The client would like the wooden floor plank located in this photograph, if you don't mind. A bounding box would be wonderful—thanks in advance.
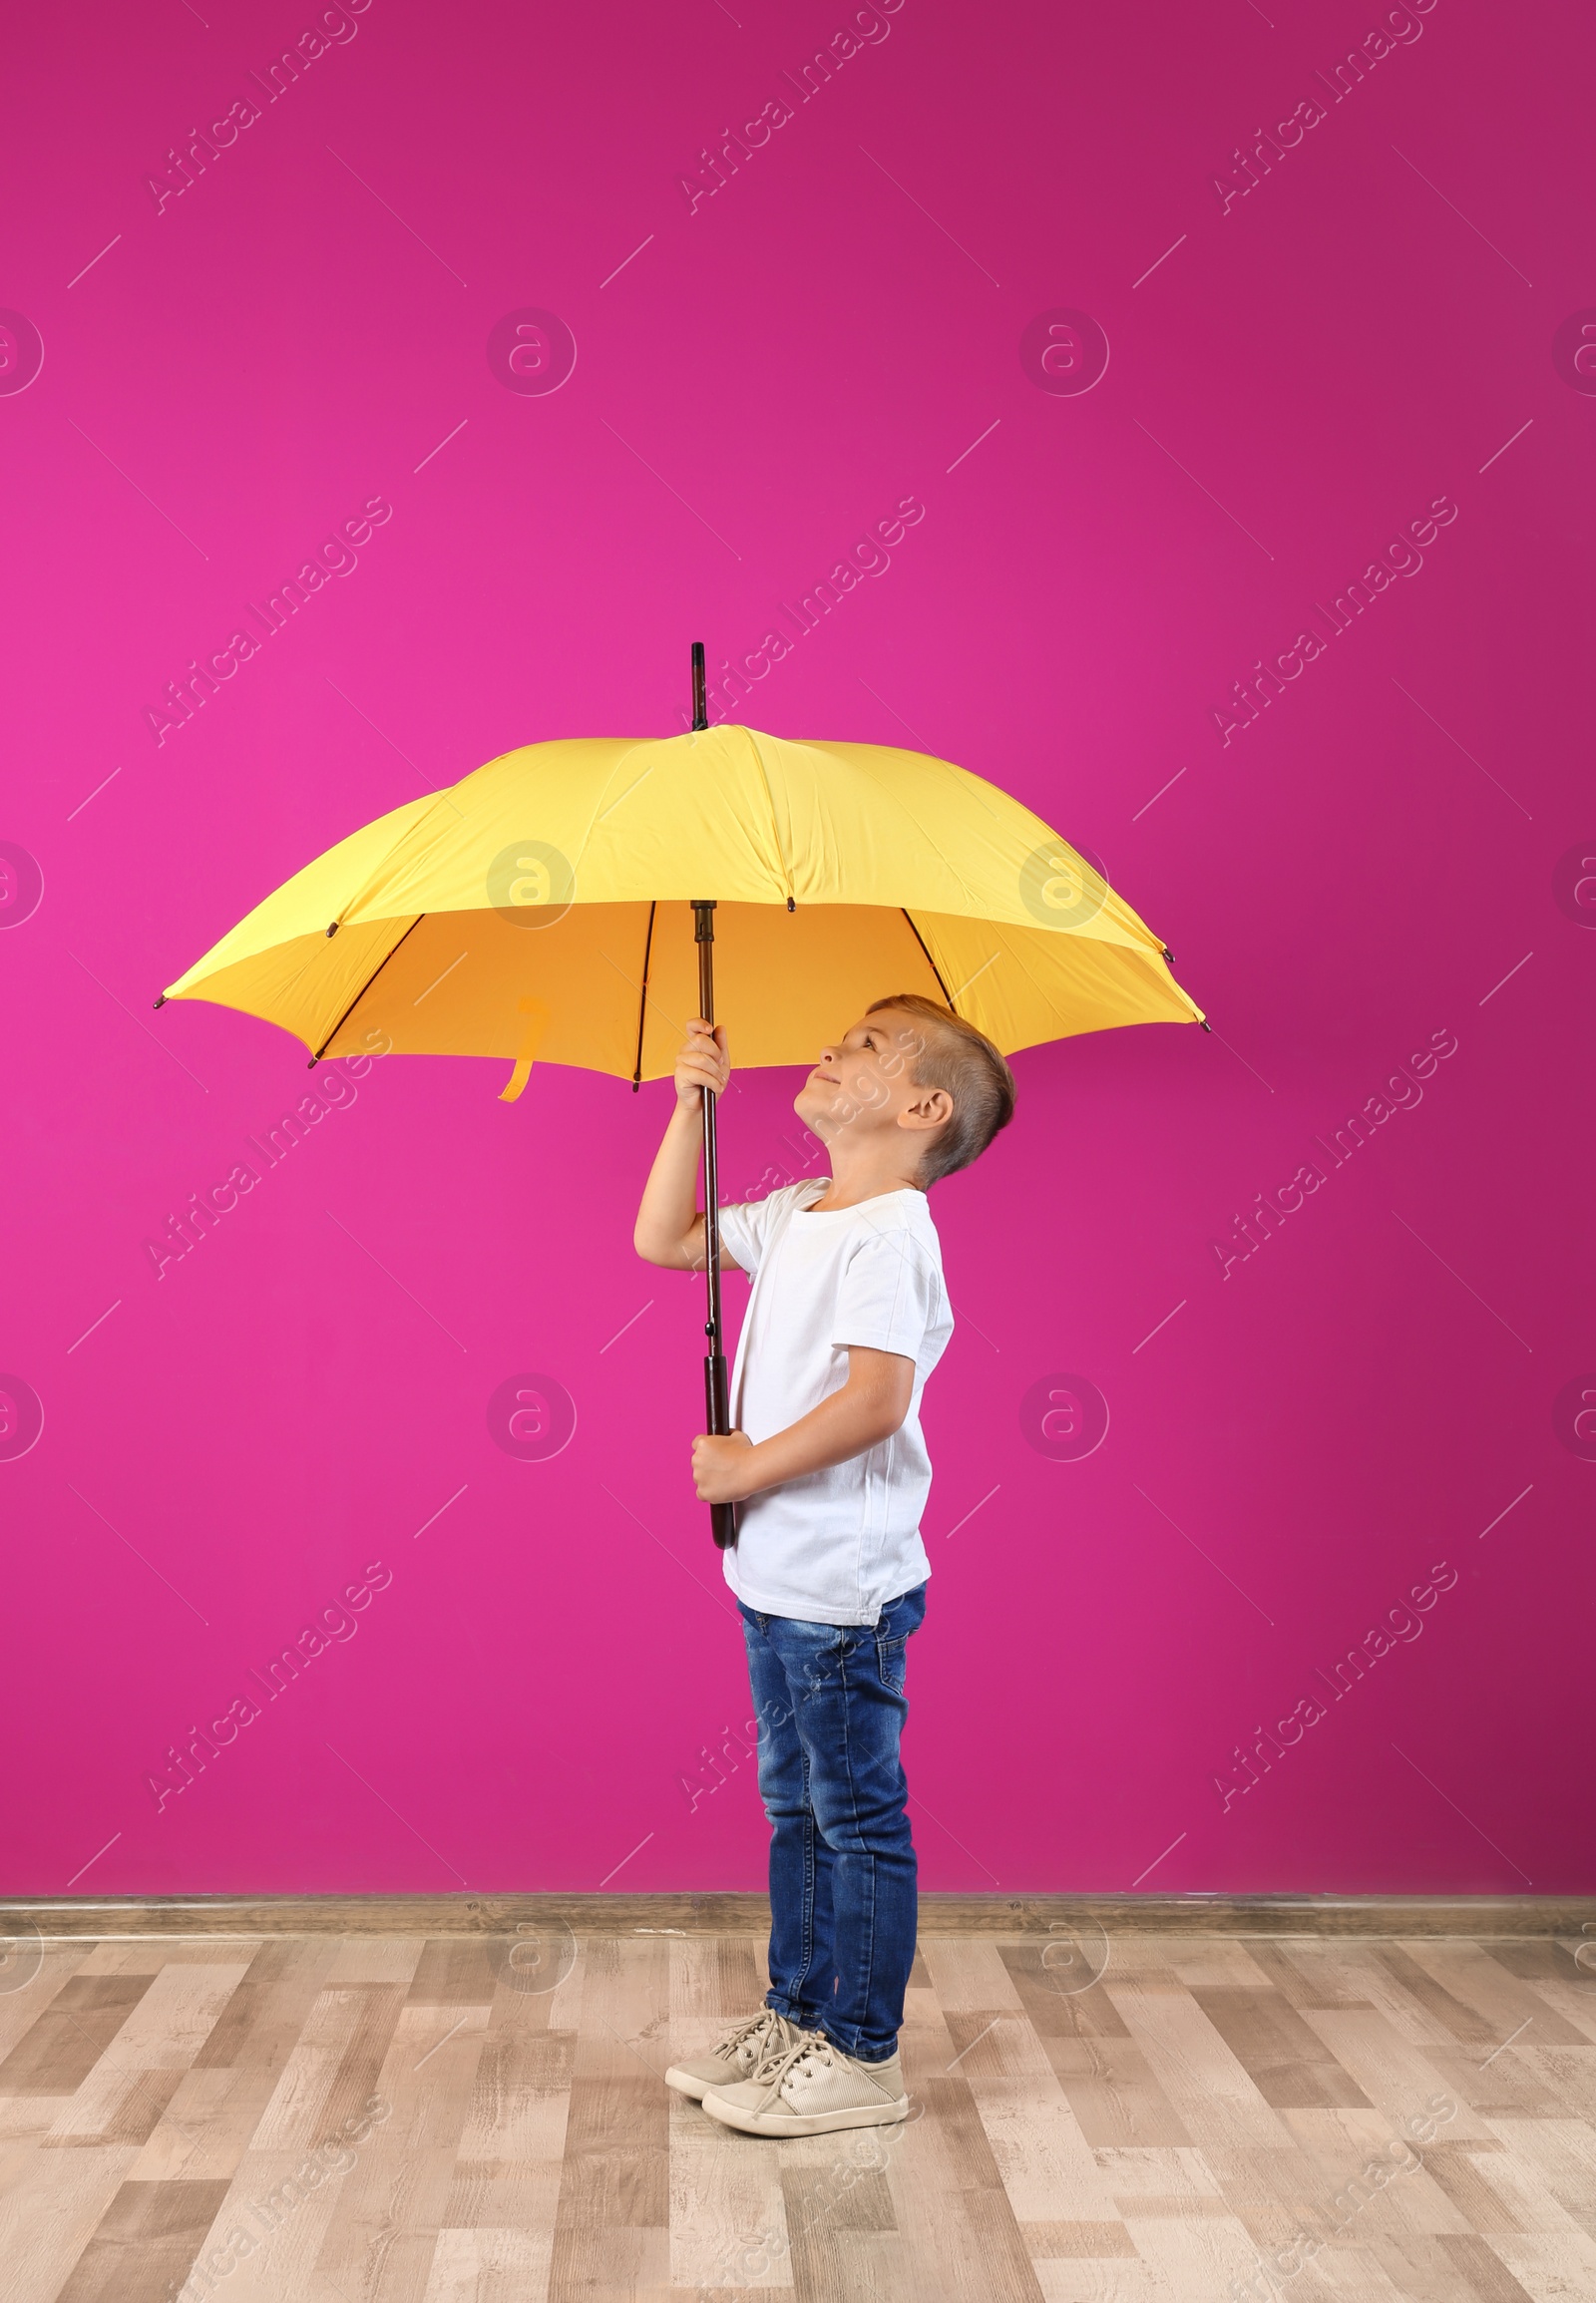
[995,1945,1125,2044]
[1399,1945,1593,2052]
[1164,1941,1278,1990]
[1292,1944,1474,2048]
[0,2139,141,2303]
[1106,1985,1293,2151]
[453,2029,574,2171]
[43,1961,254,2149]
[0,1949,95,2067]
[43,2065,186,2150]
[879,2073,1047,2302]
[1422,2044,1575,2123]
[312,2140,459,2302]
[0,1975,156,2098]
[1481,2111,1596,2239]
[407,1940,501,2007]
[1243,1942,1377,2014]
[1368,2230,1537,2301]
[1372,1949,1505,2050]
[1045,2033,1195,2149]
[1190,1985,1376,2112]
[669,2086,790,2288]
[1482,2226,1596,2295]
[191,1938,338,2075]
[669,1933,766,2023]
[325,1937,427,1987]
[1121,2197,1295,2300]
[968,2071,1125,2224]
[919,1939,1031,2018]
[1513,2045,1596,2123]
[127,2062,291,2183]
[53,2175,232,2303]
[197,2140,364,2303]
[549,1936,671,2303]
[249,1983,404,2152]
[420,2223,554,2301]
[1300,2009,1500,2141]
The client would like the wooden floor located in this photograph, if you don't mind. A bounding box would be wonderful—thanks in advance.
[3,1928,1595,2301]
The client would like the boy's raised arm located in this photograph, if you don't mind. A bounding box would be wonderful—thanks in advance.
[633,1019,744,1273]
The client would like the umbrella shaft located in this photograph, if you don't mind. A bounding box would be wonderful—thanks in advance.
[699,1079,725,1365]
[694,900,723,1361]
[694,899,737,1550]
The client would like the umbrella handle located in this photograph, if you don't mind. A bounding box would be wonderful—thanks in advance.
[703,1350,737,1552]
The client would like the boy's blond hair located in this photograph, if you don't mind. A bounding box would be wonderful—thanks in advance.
[866,993,1016,1185]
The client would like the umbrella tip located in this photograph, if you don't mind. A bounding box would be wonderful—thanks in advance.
[153,993,167,1009]
[1199,1017,1212,1033]
[326,922,339,938]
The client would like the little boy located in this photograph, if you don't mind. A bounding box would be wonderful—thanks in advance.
[633,992,1015,2137]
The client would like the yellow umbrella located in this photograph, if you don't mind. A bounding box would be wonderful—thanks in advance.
[158,645,1204,1544]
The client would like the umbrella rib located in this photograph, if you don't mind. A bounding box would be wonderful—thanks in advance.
[901,910,957,1011]
[840,739,990,913]
[741,727,794,903]
[334,792,462,929]
[630,900,657,1091]
[311,915,424,1061]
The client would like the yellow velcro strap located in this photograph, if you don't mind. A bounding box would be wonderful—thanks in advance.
[499,994,552,1101]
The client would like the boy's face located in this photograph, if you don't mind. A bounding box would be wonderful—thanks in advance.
[794,1008,948,1148]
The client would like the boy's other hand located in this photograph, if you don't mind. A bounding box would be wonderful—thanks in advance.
[674,1018,729,1109]
[692,1430,757,1504]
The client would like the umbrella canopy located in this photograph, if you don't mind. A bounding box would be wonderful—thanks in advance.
[160,724,1204,1089]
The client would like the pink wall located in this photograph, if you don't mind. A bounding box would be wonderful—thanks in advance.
[3,0,1591,1898]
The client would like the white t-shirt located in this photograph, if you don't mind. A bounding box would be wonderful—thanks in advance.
[714,1178,953,1627]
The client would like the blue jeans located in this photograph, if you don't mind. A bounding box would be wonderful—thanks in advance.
[738,1582,927,2065]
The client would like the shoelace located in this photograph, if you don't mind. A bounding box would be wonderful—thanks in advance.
[744,2029,839,2091]
[718,2007,790,2070]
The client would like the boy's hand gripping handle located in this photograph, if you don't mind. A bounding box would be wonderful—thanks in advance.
[703,1351,737,1552]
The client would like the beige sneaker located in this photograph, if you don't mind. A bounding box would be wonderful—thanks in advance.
[663,2008,807,2103]
[701,2030,910,2136]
